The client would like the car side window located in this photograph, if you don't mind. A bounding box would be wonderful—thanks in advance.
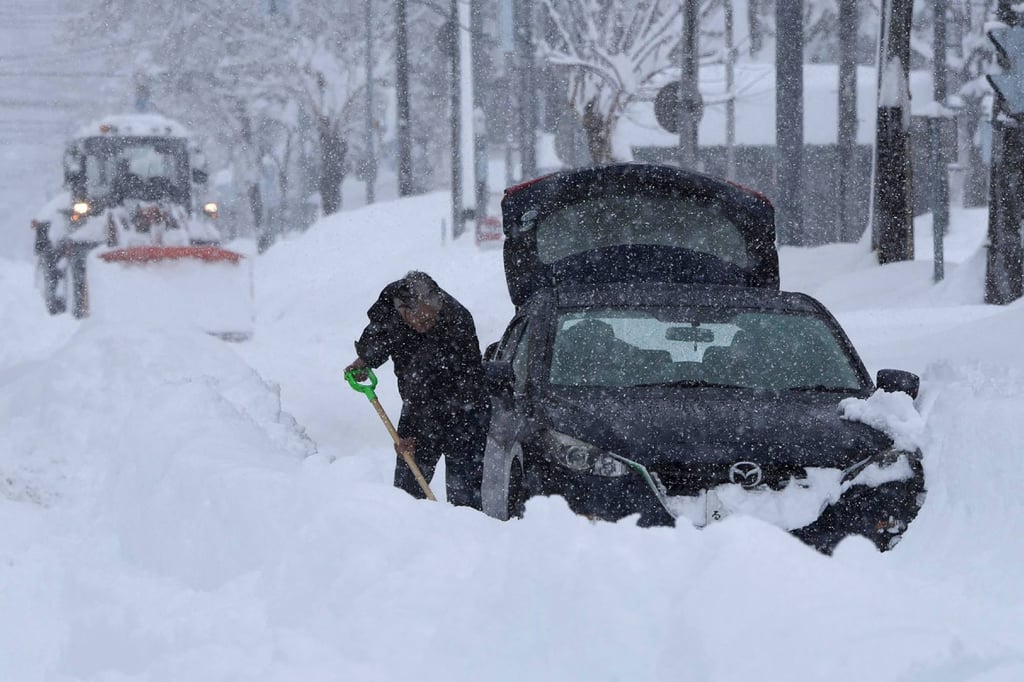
[511,324,531,394]
[496,319,531,393]
[495,319,526,361]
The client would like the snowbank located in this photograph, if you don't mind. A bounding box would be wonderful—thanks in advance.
[1,191,1024,681]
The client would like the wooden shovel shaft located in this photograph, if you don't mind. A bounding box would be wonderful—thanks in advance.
[369,396,437,501]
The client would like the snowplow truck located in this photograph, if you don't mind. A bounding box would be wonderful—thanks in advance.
[32,114,253,339]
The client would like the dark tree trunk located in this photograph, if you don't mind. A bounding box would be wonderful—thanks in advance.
[962,95,989,207]
[678,0,700,170]
[930,0,950,281]
[514,0,537,179]
[319,117,347,216]
[449,0,464,238]
[875,108,913,262]
[985,0,1024,303]
[986,123,1024,303]
[836,0,858,242]
[395,0,414,196]
[872,0,914,264]
[747,0,762,56]
[582,98,611,163]
[776,0,804,245]
[250,183,269,252]
[237,103,263,238]
[471,0,488,225]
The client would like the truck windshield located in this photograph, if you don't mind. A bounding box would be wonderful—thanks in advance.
[549,307,865,392]
[80,136,189,205]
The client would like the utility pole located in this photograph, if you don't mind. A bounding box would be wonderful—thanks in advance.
[458,0,475,238]
[678,0,700,170]
[872,0,915,264]
[395,0,414,196]
[836,0,857,242]
[364,0,377,205]
[471,0,488,233]
[776,0,804,245]
[724,0,736,180]
[514,0,537,179]
[929,0,950,282]
[449,0,464,239]
[498,1,516,185]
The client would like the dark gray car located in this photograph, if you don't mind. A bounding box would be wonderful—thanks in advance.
[484,163,924,552]
[481,282,924,553]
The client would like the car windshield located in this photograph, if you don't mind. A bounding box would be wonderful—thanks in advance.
[80,136,189,203]
[549,307,865,391]
[534,192,751,268]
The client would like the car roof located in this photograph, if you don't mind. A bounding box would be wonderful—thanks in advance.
[551,282,824,314]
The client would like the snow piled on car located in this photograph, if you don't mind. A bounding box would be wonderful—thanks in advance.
[840,388,926,452]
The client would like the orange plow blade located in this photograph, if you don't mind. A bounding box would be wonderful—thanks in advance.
[98,245,243,265]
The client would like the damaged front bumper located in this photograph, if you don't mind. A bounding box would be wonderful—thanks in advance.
[608,450,926,552]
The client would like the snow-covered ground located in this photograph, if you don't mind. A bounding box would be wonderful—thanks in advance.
[2,193,1024,682]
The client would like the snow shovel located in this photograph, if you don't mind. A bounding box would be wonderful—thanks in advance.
[344,367,437,501]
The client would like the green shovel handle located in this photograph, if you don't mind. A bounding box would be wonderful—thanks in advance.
[345,366,378,400]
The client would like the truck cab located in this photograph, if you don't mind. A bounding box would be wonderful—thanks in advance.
[35,114,223,317]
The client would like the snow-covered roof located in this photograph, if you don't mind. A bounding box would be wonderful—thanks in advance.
[75,113,191,139]
[620,63,941,149]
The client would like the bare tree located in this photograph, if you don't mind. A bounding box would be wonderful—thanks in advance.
[78,0,393,227]
[541,0,684,163]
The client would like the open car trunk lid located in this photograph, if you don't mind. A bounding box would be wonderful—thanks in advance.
[500,164,779,307]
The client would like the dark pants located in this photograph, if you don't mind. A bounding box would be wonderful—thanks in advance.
[396,401,490,509]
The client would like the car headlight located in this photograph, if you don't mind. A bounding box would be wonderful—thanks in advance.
[202,202,218,217]
[542,430,630,477]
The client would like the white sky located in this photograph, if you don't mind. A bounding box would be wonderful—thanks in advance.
[2,181,1024,681]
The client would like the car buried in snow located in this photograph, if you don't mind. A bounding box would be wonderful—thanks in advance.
[480,163,925,553]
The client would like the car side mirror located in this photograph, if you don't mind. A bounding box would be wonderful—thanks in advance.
[876,369,919,399]
[483,341,499,361]
[483,360,514,395]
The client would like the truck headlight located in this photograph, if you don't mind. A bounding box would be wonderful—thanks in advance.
[72,202,90,216]
[202,202,218,217]
[543,430,630,477]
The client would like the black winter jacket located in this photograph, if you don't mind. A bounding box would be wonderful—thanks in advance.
[355,280,488,416]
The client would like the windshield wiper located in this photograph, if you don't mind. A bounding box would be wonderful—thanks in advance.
[634,379,742,389]
[786,384,859,393]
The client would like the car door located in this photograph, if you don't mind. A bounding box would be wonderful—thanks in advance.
[480,312,534,519]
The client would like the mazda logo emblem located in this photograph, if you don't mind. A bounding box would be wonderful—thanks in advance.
[728,461,763,487]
